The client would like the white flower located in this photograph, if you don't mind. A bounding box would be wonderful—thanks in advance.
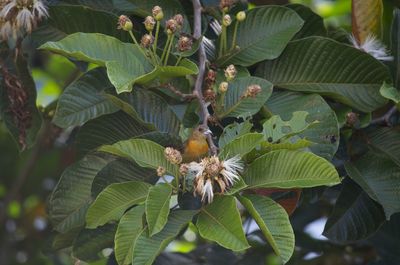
[349,34,393,61]
[33,0,49,18]
[16,7,34,33]
[190,155,243,203]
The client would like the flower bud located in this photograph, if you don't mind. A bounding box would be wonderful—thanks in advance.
[152,6,164,21]
[222,14,232,27]
[143,16,156,32]
[243,84,262,98]
[204,89,216,102]
[166,19,178,34]
[177,35,193,52]
[173,14,184,28]
[141,34,154,48]
[236,11,246,22]
[164,147,182,164]
[157,166,166,177]
[219,82,229,93]
[179,163,189,176]
[118,15,133,31]
[346,112,359,127]
[206,69,216,83]
[224,64,237,81]
[220,0,235,11]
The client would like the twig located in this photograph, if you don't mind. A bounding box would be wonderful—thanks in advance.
[192,0,218,155]
[149,83,196,100]
[371,106,398,126]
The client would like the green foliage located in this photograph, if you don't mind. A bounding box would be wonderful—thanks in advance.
[145,184,173,236]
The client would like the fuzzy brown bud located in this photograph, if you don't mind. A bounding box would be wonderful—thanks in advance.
[219,0,235,11]
[118,15,133,31]
[141,34,154,48]
[219,82,229,93]
[166,19,178,34]
[346,112,359,127]
[164,147,182,164]
[179,163,189,176]
[224,64,237,81]
[173,14,184,28]
[157,166,166,177]
[143,16,156,32]
[152,6,164,21]
[203,89,216,102]
[236,11,246,22]
[177,36,193,52]
[222,14,232,27]
[243,84,262,98]
[206,69,217,83]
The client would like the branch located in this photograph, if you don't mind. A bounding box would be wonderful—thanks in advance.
[163,83,196,100]
[192,0,218,155]
[371,106,398,126]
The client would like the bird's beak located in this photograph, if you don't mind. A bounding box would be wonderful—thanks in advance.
[204,129,213,135]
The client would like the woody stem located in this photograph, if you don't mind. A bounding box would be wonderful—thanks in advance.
[192,0,218,156]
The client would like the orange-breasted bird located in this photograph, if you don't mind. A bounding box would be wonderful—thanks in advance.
[182,125,212,162]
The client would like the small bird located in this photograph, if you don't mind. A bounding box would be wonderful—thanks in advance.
[182,125,212,162]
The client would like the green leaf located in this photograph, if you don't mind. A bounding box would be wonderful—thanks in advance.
[53,68,118,128]
[98,138,179,176]
[146,184,173,236]
[32,5,130,45]
[365,127,400,167]
[132,210,197,265]
[39,33,153,93]
[266,91,339,160]
[219,133,263,158]
[86,181,151,228]
[244,150,340,189]
[218,76,273,118]
[72,224,116,262]
[380,82,400,105]
[217,6,304,66]
[323,178,385,243]
[256,37,390,112]
[115,206,145,265]
[48,154,114,233]
[286,4,326,39]
[107,87,181,135]
[218,119,253,148]
[0,54,42,151]
[262,111,317,143]
[91,158,157,197]
[352,0,383,43]
[196,195,250,251]
[238,195,295,264]
[345,152,400,219]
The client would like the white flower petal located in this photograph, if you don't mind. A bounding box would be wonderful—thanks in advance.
[202,180,214,203]
[349,34,393,61]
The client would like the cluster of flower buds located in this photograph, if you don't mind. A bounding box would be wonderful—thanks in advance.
[203,69,217,102]
[177,35,193,52]
[242,84,262,98]
[143,16,156,32]
[164,147,183,165]
[0,0,48,41]
[224,64,237,81]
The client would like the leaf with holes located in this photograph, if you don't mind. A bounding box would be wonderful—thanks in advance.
[219,133,263,159]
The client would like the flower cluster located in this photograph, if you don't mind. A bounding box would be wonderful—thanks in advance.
[117,6,194,66]
[0,0,48,41]
[191,155,243,203]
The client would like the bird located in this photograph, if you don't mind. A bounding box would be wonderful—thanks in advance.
[182,125,212,162]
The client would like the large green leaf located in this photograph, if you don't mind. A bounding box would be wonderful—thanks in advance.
[323,178,385,243]
[365,127,400,167]
[238,195,295,264]
[48,154,114,232]
[91,158,158,197]
[107,87,181,135]
[32,5,130,45]
[262,111,317,143]
[345,151,400,219]
[217,6,304,66]
[256,37,391,112]
[53,68,118,128]
[39,33,153,93]
[196,195,250,251]
[132,210,196,265]
[266,91,339,160]
[72,224,116,262]
[99,138,179,176]
[244,150,340,189]
[146,184,173,236]
[218,119,253,148]
[0,54,42,151]
[86,181,151,228]
[219,133,263,158]
[380,83,400,107]
[286,4,326,39]
[218,76,273,118]
[115,206,145,265]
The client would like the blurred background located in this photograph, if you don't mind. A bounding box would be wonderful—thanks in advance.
[0,0,399,265]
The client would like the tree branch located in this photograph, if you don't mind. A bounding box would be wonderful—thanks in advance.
[371,106,398,126]
[192,0,218,155]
